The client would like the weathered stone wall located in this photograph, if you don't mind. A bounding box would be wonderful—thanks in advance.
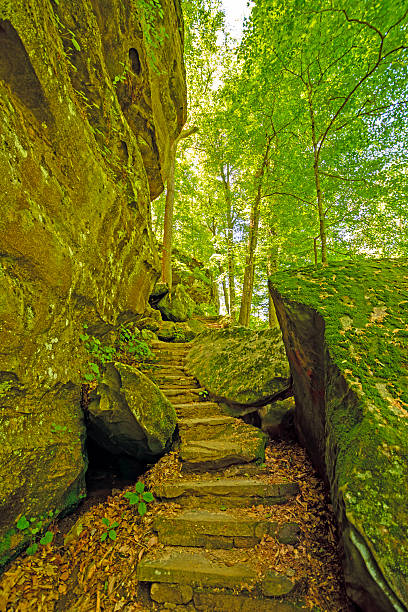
[0,0,186,566]
[270,260,408,611]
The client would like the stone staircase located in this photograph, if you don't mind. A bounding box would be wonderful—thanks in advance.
[138,340,305,611]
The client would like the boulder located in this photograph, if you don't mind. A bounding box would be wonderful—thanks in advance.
[259,397,295,439]
[270,259,408,611]
[157,284,195,322]
[0,383,87,567]
[88,362,177,461]
[186,327,290,412]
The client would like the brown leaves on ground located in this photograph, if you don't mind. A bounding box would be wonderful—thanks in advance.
[0,440,350,611]
[257,440,350,611]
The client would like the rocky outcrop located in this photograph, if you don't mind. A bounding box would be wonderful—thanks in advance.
[270,259,408,611]
[157,283,195,322]
[0,0,186,566]
[88,363,177,461]
[186,327,291,413]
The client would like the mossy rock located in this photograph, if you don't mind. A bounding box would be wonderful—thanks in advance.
[88,362,177,461]
[157,284,195,322]
[0,384,87,569]
[186,327,290,410]
[270,258,408,611]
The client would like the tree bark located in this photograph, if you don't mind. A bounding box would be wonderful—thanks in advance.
[161,126,198,288]
[308,90,327,265]
[161,144,176,287]
[219,265,230,314]
[266,256,279,328]
[221,164,236,318]
[238,140,271,327]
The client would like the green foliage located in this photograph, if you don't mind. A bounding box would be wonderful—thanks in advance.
[124,482,154,517]
[100,518,119,542]
[0,380,13,396]
[80,325,116,382]
[118,325,155,363]
[15,514,55,556]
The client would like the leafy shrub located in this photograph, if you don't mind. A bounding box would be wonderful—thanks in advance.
[119,325,155,363]
[124,482,154,517]
[16,513,55,556]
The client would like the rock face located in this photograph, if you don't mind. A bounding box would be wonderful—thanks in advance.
[270,259,408,611]
[186,327,290,411]
[157,284,195,322]
[0,0,186,566]
[88,363,177,461]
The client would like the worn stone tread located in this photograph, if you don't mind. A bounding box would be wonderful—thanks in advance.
[153,509,300,551]
[154,478,299,508]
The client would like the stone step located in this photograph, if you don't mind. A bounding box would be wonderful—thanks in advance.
[162,388,204,402]
[149,582,305,611]
[137,548,298,595]
[152,357,187,366]
[180,435,266,472]
[178,415,237,438]
[179,416,262,442]
[151,342,192,349]
[175,402,222,418]
[153,478,299,508]
[153,509,300,549]
[153,375,197,387]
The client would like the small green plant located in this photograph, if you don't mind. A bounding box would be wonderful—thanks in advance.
[173,329,186,342]
[100,518,119,542]
[198,389,209,399]
[80,325,116,382]
[119,325,155,363]
[0,380,13,396]
[124,482,154,517]
[50,423,71,434]
[16,514,54,556]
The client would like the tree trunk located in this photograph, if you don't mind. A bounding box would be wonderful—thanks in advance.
[161,144,176,288]
[238,140,271,327]
[266,256,279,328]
[161,126,199,288]
[219,265,230,314]
[221,164,236,318]
[308,91,327,264]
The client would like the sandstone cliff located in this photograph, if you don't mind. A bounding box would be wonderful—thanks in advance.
[0,0,186,566]
[270,260,408,611]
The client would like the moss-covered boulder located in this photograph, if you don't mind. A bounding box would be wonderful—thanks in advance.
[0,383,87,568]
[157,284,195,322]
[186,327,290,412]
[259,397,295,439]
[88,362,177,461]
[0,0,186,567]
[270,259,408,611]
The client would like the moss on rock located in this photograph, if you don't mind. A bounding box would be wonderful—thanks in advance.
[186,327,290,409]
[270,258,408,611]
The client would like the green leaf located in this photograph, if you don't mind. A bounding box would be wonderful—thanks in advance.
[71,36,81,51]
[84,373,94,381]
[128,493,139,505]
[16,516,29,530]
[40,531,54,546]
[142,491,154,503]
[108,529,117,541]
[111,521,119,529]
[100,532,107,542]
[138,502,147,517]
[31,527,40,535]
[102,517,110,527]
[135,481,145,494]
[26,543,38,555]
[90,362,100,375]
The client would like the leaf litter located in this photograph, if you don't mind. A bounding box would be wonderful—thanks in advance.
[0,440,350,611]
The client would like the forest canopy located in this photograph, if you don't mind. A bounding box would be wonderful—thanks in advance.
[152,0,408,326]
